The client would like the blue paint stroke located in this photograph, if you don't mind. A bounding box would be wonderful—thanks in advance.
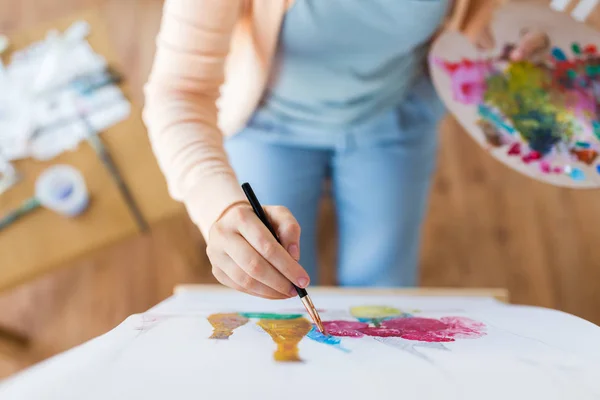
[478,104,516,135]
[551,47,567,62]
[306,327,350,353]
[596,165,600,175]
[569,167,586,181]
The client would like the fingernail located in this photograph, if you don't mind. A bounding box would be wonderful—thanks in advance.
[297,277,309,288]
[289,286,298,297]
[288,244,299,260]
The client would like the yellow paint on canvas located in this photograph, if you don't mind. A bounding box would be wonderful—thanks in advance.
[258,317,312,362]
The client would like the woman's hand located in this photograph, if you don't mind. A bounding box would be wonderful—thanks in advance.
[207,203,309,299]
[473,26,550,61]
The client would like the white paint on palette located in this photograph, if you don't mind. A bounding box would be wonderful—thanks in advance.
[550,0,571,12]
[571,0,599,21]
[0,20,130,162]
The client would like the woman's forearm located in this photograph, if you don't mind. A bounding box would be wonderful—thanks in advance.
[143,0,247,239]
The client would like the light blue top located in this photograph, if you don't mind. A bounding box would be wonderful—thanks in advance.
[257,0,449,127]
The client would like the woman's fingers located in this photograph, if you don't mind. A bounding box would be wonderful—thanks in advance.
[207,202,308,300]
[267,206,301,261]
[511,30,550,61]
[237,211,310,288]
[213,268,286,300]
[225,233,297,297]
[211,251,290,299]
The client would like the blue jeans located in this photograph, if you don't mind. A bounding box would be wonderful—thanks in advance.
[224,76,446,287]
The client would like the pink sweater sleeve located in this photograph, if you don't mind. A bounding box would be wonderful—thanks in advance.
[143,0,248,240]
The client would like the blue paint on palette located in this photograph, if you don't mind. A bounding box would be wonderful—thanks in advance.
[569,167,586,181]
[551,47,567,61]
[478,104,516,135]
[593,121,600,141]
[575,141,591,149]
[306,327,350,353]
[596,165,600,175]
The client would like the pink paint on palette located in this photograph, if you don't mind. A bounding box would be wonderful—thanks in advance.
[570,90,596,118]
[540,161,564,174]
[522,151,542,164]
[433,57,495,105]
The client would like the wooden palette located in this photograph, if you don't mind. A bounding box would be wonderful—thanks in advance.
[429,2,600,188]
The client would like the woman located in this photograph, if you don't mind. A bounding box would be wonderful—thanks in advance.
[144,1,548,299]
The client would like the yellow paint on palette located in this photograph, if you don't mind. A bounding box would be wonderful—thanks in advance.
[207,313,249,339]
[257,317,312,362]
[350,306,401,319]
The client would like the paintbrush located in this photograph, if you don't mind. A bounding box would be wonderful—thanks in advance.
[78,112,149,233]
[241,182,325,333]
[0,197,41,231]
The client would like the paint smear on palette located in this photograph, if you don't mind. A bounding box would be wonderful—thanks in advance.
[360,317,486,343]
[484,61,578,155]
[306,326,350,353]
[207,313,249,340]
[478,119,505,147]
[240,312,303,320]
[257,317,312,362]
[434,57,495,104]
[571,148,598,164]
[437,42,600,182]
[321,321,369,337]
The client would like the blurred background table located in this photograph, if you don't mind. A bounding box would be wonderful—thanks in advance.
[0,10,182,295]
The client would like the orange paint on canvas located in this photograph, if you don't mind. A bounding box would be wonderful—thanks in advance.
[207,313,249,339]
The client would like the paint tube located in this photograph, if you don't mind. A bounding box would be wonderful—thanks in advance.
[35,164,89,217]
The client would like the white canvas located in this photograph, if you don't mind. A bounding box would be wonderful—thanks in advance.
[1,290,599,400]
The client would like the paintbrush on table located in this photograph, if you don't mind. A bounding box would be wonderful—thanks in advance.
[0,197,41,231]
[79,112,149,233]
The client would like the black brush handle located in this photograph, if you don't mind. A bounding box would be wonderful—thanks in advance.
[241,182,307,298]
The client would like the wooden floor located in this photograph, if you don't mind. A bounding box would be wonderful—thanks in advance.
[1,0,600,379]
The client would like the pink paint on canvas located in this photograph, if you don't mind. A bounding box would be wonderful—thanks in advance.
[359,316,486,343]
[358,327,405,338]
[322,321,368,337]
